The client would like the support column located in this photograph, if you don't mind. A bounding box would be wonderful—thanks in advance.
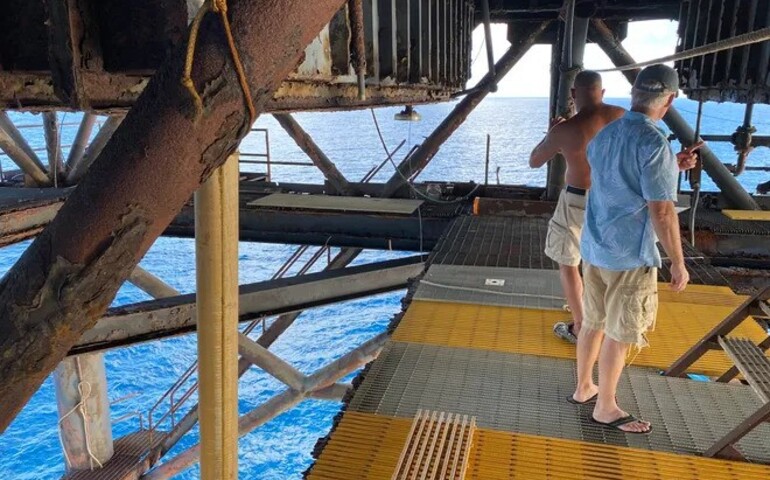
[589,19,759,211]
[381,21,551,198]
[0,0,348,433]
[545,8,588,200]
[273,113,354,195]
[195,153,239,479]
[53,353,113,471]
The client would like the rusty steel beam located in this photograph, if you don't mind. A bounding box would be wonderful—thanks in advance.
[0,74,456,113]
[44,0,92,108]
[380,21,551,198]
[273,113,355,195]
[348,0,367,100]
[0,0,348,432]
[72,255,421,355]
[589,19,759,211]
[0,199,63,248]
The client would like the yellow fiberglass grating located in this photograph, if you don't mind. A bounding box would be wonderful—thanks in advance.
[467,428,770,480]
[392,299,767,377]
[722,209,770,222]
[657,283,747,307]
[308,412,770,480]
[392,409,476,480]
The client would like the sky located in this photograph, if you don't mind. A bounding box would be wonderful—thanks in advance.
[468,20,681,97]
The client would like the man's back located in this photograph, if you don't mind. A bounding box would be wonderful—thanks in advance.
[581,111,679,270]
[549,103,625,189]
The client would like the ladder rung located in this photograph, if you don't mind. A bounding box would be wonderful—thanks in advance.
[718,336,770,403]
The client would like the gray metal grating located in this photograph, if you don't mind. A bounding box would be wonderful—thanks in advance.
[348,342,770,464]
[430,216,730,286]
[687,209,770,236]
[414,264,566,310]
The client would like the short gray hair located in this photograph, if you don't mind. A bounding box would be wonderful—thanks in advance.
[631,87,672,110]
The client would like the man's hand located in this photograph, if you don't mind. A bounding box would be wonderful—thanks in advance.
[676,141,704,171]
[669,262,690,292]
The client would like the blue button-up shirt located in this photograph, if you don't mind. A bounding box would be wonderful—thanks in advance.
[581,111,678,271]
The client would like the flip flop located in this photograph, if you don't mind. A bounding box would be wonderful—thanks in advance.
[591,415,652,435]
[566,392,598,405]
[553,322,577,344]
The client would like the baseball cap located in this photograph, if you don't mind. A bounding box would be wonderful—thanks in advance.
[633,64,679,94]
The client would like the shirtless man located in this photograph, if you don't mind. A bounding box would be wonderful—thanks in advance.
[529,71,625,343]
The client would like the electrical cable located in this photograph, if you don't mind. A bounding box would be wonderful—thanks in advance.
[370,108,481,205]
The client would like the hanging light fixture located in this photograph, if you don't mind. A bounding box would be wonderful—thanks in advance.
[394,105,421,121]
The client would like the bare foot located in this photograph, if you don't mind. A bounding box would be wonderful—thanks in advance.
[592,407,651,433]
[571,384,599,404]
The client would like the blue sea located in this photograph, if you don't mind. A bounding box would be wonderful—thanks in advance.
[0,97,768,479]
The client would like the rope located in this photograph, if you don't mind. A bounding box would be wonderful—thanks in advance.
[596,26,770,73]
[420,279,567,302]
[182,0,256,124]
[57,357,104,471]
[369,108,481,205]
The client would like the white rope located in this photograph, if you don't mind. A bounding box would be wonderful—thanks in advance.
[420,279,566,301]
[57,356,105,471]
[596,26,770,72]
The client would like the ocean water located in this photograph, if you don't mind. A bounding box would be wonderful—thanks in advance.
[0,97,768,479]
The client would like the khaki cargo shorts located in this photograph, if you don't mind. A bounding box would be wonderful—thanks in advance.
[544,189,587,267]
[582,263,659,348]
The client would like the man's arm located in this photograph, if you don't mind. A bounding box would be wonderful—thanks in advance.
[529,118,565,168]
[649,200,689,291]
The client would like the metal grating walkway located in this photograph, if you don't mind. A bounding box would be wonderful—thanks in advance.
[248,193,423,215]
[391,293,763,377]
[348,342,770,463]
[63,430,160,480]
[689,208,770,235]
[308,412,770,480]
[307,212,770,479]
[429,216,731,287]
[414,265,565,310]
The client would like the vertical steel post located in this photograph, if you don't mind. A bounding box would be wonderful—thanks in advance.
[349,0,367,100]
[43,112,65,182]
[195,153,239,479]
[480,0,496,92]
[545,4,588,201]
[54,354,114,471]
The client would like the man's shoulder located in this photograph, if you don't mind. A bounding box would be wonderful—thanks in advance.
[601,104,626,118]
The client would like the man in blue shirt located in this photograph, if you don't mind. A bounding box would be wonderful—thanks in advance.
[569,65,700,434]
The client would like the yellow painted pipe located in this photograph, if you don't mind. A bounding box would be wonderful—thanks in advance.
[195,153,239,479]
